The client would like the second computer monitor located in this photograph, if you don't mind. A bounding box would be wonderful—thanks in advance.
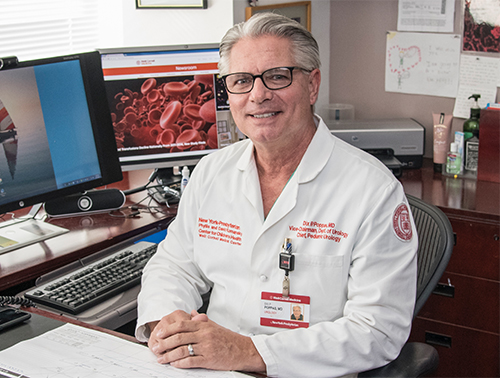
[0,51,122,216]
[100,44,238,175]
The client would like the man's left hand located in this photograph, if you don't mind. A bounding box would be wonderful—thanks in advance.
[152,310,266,373]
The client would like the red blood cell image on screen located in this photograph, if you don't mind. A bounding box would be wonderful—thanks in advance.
[108,75,218,153]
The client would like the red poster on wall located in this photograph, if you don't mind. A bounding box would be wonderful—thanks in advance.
[463,0,500,53]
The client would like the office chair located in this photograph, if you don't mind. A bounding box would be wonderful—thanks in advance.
[359,194,455,378]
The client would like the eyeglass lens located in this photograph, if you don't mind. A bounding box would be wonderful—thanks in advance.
[225,67,293,94]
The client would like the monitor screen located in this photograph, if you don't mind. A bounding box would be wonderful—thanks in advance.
[0,51,123,215]
[99,44,238,174]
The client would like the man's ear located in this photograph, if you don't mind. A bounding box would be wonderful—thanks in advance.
[308,68,321,105]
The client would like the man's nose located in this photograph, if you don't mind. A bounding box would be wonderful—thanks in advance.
[249,76,271,102]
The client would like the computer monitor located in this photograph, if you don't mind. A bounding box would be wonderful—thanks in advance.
[99,44,238,183]
[0,51,123,253]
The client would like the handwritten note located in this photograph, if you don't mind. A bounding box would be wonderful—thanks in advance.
[453,54,500,118]
[385,31,461,97]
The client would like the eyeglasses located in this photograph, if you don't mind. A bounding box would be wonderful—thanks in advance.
[222,66,309,94]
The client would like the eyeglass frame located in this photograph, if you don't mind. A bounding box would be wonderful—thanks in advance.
[221,66,311,94]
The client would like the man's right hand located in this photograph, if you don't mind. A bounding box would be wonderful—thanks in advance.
[147,310,192,355]
[146,309,266,374]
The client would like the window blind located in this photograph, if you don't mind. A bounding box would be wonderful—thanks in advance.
[0,0,99,61]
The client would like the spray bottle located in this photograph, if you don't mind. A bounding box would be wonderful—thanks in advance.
[181,166,190,195]
[463,94,480,141]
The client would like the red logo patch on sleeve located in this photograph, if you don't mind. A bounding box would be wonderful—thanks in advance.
[392,203,413,242]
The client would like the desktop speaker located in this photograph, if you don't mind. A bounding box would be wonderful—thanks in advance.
[44,189,126,217]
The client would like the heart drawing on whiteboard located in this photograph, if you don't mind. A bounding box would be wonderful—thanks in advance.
[387,45,422,88]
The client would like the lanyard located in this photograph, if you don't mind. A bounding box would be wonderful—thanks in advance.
[279,238,295,297]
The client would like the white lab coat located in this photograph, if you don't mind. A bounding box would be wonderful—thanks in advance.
[136,118,418,378]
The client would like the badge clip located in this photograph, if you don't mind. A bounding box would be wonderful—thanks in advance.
[279,238,294,297]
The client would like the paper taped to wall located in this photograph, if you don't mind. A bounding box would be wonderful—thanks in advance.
[385,31,461,98]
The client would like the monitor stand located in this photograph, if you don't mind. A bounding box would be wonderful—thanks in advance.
[0,204,69,255]
[155,167,183,187]
[148,167,185,206]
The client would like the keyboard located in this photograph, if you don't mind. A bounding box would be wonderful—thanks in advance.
[25,241,157,315]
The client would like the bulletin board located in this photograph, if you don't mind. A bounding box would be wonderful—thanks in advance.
[385,0,500,119]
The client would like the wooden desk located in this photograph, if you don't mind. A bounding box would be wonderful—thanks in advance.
[0,169,176,294]
[400,158,500,219]
[399,158,500,378]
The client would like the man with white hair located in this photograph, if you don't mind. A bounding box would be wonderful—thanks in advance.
[136,12,418,378]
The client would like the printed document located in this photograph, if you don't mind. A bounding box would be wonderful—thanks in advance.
[0,323,249,378]
[398,0,455,32]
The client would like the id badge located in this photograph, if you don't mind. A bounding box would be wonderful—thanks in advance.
[260,291,310,329]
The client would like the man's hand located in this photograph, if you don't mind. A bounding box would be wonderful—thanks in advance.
[147,310,266,374]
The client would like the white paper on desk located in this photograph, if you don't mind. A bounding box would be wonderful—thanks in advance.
[385,31,461,97]
[0,323,249,378]
[397,0,455,32]
[453,54,500,118]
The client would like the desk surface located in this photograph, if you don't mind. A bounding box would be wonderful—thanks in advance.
[399,158,500,221]
[0,169,176,293]
[0,307,137,351]
[2,160,498,293]
[4,160,491,377]
[0,308,262,377]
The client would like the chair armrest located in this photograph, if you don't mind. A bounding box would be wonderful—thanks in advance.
[358,342,439,378]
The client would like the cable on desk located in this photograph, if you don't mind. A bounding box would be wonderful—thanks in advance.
[0,212,15,222]
[0,203,47,229]
[107,193,175,219]
[0,296,35,308]
[122,169,159,196]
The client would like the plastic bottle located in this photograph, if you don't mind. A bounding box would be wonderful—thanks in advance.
[181,166,190,194]
[433,112,451,173]
[463,94,480,140]
[446,142,462,175]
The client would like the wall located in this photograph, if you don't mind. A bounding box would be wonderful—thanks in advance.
[98,0,234,49]
[96,0,500,159]
[97,1,125,48]
[329,0,499,158]
[97,1,330,112]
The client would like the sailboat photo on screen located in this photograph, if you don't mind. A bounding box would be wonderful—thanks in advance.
[0,98,18,180]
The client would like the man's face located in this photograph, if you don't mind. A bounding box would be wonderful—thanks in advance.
[226,36,320,151]
[293,306,301,317]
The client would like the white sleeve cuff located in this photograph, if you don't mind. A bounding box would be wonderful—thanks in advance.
[135,322,151,343]
[251,334,277,377]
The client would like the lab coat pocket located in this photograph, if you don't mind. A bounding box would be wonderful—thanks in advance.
[293,253,346,322]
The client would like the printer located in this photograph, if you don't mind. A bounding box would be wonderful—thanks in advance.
[326,118,425,177]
